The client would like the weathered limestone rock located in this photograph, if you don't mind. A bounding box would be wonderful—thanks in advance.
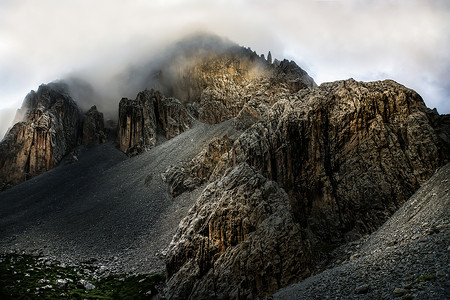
[118,90,157,156]
[82,105,106,146]
[153,91,193,140]
[153,40,316,125]
[162,135,233,196]
[165,163,313,299]
[231,79,450,242]
[0,83,81,186]
[165,79,450,299]
[118,90,193,156]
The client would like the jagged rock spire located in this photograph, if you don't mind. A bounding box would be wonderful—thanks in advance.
[267,51,272,64]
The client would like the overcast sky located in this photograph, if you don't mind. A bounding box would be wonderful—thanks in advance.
[0,0,449,138]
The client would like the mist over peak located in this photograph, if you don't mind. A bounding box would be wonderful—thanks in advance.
[58,32,289,123]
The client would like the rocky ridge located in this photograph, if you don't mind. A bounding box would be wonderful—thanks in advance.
[165,163,313,299]
[152,35,316,126]
[162,134,234,196]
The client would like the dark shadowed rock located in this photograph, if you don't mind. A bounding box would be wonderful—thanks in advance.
[82,105,106,146]
[0,83,81,187]
[118,90,157,156]
[153,91,193,140]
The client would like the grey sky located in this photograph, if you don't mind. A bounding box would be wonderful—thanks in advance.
[0,0,449,138]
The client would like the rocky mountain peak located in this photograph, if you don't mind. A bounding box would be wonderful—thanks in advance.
[0,83,82,188]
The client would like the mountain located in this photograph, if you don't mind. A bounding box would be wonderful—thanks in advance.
[163,78,449,299]
[0,34,448,299]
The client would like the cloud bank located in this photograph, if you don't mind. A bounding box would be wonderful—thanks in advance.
[0,0,449,139]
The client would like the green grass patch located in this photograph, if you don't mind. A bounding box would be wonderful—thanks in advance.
[0,253,164,299]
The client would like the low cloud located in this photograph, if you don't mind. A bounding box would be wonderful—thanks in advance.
[0,0,449,138]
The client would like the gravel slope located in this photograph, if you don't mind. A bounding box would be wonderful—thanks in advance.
[273,163,450,299]
[0,120,238,274]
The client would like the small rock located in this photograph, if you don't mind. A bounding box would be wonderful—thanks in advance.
[42,285,53,290]
[355,284,369,294]
[78,279,96,290]
[38,279,50,284]
[56,279,68,287]
[394,287,408,296]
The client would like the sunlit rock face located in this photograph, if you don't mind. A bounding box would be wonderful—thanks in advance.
[164,78,450,299]
[152,35,316,125]
[118,89,193,156]
[0,83,82,187]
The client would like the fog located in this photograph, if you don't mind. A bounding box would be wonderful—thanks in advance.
[1,0,449,139]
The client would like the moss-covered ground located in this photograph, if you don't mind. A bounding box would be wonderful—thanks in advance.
[0,253,164,299]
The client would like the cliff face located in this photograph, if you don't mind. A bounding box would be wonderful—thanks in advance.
[0,83,81,187]
[118,89,193,156]
[164,79,450,299]
[230,79,449,241]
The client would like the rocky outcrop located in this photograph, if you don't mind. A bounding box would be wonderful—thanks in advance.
[82,106,106,146]
[165,79,450,299]
[118,90,193,156]
[154,92,193,140]
[165,163,313,299]
[0,83,81,186]
[118,90,157,156]
[230,79,449,243]
[162,135,233,196]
